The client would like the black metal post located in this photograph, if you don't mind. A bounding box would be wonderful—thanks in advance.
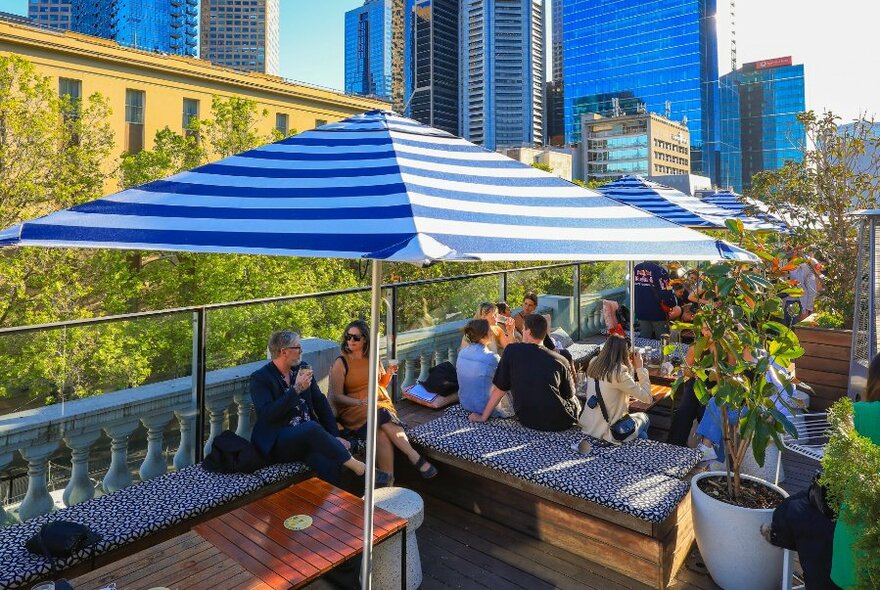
[574,264,582,341]
[192,308,207,462]
[501,272,508,303]
[390,285,399,399]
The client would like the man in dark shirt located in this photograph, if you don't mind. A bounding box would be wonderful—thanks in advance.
[468,314,581,432]
[634,261,677,339]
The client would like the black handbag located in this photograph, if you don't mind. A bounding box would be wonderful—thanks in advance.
[593,379,637,442]
[420,361,459,396]
[202,430,267,473]
[26,520,101,560]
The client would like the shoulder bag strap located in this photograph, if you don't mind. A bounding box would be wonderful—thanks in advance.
[593,379,612,424]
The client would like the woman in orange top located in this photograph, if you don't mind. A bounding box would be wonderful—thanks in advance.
[329,320,437,480]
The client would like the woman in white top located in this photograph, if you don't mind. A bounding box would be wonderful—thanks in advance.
[578,334,652,443]
[460,302,514,354]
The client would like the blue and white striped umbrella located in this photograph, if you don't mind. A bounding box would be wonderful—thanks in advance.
[0,111,754,263]
[704,190,784,231]
[597,175,768,230]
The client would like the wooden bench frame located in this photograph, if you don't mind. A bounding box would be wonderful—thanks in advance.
[397,447,694,590]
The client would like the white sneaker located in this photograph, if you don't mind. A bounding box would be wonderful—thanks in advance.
[696,442,717,462]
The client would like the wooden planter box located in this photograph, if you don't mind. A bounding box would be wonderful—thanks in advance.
[793,326,852,411]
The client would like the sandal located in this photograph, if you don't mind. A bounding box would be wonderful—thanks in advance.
[413,456,438,479]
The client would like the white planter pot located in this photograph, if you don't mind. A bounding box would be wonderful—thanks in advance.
[691,471,789,590]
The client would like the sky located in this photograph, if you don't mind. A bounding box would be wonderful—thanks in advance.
[5,0,876,122]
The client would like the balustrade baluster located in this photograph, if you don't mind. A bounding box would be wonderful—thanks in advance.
[18,441,60,521]
[173,410,197,470]
[203,399,230,456]
[139,413,173,481]
[433,348,443,367]
[447,347,456,365]
[62,430,101,507]
[402,357,417,389]
[0,452,12,524]
[418,352,431,382]
[234,391,254,439]
[102,420,139,494]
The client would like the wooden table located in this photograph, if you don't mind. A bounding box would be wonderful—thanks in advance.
[70,478,407,590]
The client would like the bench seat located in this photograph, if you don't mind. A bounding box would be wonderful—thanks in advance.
[0,461,308,590]
[406,407,699,523]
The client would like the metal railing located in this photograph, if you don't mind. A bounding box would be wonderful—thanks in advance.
[0,261,627,523]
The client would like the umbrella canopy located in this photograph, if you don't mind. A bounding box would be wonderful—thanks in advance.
[0,112,755,263]
[703,190,785,231]
[597,175,769,231]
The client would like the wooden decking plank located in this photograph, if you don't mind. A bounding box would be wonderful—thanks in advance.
[423,494,639,590]
[418,527,526,590]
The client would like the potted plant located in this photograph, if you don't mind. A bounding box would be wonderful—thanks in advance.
[670,220,805,590]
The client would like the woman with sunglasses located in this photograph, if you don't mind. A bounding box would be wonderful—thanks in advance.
[330,320,437,480]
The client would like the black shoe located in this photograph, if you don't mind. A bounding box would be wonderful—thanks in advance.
[375,469,393,488]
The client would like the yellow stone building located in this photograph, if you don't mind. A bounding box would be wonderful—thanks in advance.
[0,19,388,160]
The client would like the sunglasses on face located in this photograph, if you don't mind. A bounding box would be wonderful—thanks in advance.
[344,333,363,342]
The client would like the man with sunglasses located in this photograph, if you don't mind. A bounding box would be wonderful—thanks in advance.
[250,330,391,489]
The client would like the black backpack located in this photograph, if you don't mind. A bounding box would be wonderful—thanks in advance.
[26,520,101,560]
[202,430,266,474]
[420,361,459,396]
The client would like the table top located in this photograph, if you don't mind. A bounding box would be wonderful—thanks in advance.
[70,477,407,590]
[628,383,672,413]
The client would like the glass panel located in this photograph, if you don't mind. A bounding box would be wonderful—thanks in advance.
[578,261,628,338]
[125,89,145,124]
[275,113,288,135]
[182,98,199,130]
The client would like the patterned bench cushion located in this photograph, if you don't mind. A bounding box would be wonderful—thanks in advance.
[0,461,308,590]
[407,407,701,523]
[633,337,690,364]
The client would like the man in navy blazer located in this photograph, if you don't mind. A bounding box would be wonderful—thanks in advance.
[250,330,388,486]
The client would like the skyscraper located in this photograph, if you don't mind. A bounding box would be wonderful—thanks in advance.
[200,0,280,75]
[562,0,732,182]
[345,0,394,101]
[27,1,73,30]
[719,57,806,192]
[459,0,544,150]
[409,0,459,134]
[67,0,198,57]
[544,0,564,146]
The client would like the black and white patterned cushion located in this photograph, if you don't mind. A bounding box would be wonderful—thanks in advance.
[566,342,601,365]
[407,409,700,523]
[633,337,690,364]
[255,461,310,485]
[0,464,283,589]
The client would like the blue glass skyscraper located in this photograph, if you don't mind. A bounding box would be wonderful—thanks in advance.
[345,0,394,101]
[408,0,459,134]
[562,0,723,181]
[719,57,806,192]
[69,0,197,57]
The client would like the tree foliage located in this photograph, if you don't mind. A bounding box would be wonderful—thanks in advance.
[749,111,880,327]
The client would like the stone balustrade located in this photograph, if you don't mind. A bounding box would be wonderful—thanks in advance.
[0,287,626,524]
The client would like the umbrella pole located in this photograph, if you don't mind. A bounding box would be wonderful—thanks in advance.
[360,259,382,590]
[629,260,636,338]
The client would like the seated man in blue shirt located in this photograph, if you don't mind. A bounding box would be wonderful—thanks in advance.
[468,314,581,432]
[250,330,390,487]
[634,261,677,339]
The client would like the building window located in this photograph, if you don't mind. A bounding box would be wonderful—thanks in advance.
[182,98,199,131]
[125,89,145,153]
[315,119,327,128]
[58,77,81,102]
[275,113,289,135]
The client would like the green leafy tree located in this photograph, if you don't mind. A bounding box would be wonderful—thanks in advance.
[821,398,880,589]
[749,111,880,327]
[674,220,804,501]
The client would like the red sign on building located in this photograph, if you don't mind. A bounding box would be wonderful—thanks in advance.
[753,56,793,70]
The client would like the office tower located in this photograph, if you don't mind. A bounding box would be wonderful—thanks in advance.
[544,0,563,145]
[563,0,733,183]
[459,0,544,150]
[200,0,280,75]
[409,0,459,134]
[68,0,197,57]
[391,0,407,112]
[345,0,394,100]
[578,112,690,183]
[719,57,806,192]
[27,1,72,30]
